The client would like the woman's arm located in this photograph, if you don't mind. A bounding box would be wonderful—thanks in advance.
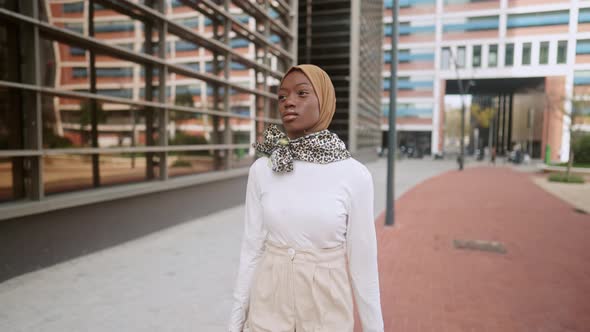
[228,163,267,332]
[346,166,384,332]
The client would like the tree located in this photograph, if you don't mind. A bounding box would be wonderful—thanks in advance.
[174,92,195,108]
[546,92,588,180]
[79,100,105,146]
[470,103,495,129]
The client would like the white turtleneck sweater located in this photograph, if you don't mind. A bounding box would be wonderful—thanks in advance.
[228,156,384,332]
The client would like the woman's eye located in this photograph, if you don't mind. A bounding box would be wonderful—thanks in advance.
[278,95,286,101]
[298,91,309,96]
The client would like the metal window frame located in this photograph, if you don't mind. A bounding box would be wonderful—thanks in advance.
[0,0,298,220]
[0,8,277,99]
[180,0,293,62]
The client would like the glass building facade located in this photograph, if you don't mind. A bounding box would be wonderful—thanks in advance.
[0,0,297,219]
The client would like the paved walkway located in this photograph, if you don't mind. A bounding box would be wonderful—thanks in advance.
[3,160,587,332]
[531,176,590,214]
[0,158,456,332]
[370,166,590,332]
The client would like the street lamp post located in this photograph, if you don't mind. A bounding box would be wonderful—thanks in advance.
[451,51,474,171]
[457,78,466,170]
[385,0,399,226]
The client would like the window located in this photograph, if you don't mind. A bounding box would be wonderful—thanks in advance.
[457,46,466,68]
[539,42,549,64]
[94,21,134,33]
[269,7,280,19]
[174,17,199,28]
[505,43,514,66]
[574,70,590,86]
[488,44,498,67]
[522,42,532,65]
[140,67,160,77]
[96,67,133,78]
[63,2,84,13]
[270,35,281,44]
[443,16,499,33]
[398,22,436,36]
[176,85,201,95]
[580,8,590,23]
[230,38,249,49]
[182,62,200,71]
[557,40,567,64]
[236,15,250,24]
[70,46,86,56]
[98,89,133,99]
[383,78,392,91]
[395,102,434,118]
[397,49,435,63]
[384,51,392,64]
[175,40,198,51]
[441,47,451,69]
[507,11,569,28]
[72,67,88,78]
[64,23,83,34]
[397,76,434,90]
[444,0,491,3]
[389,0,436,9]
[116,43,134,51]
[472,45,481,67]
[139,87,171,98]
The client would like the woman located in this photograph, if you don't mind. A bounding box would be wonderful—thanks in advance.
[228,64,384,332]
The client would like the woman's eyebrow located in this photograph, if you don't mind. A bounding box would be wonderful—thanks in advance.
[279,83,311,91]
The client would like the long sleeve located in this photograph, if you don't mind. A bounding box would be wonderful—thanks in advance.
[346,167,384,332]
[228,163,268,332]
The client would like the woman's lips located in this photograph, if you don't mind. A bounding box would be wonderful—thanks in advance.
[282,112,298,122]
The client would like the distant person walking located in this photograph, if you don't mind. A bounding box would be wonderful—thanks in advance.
[228,65,384,332]
[491,146,496,165]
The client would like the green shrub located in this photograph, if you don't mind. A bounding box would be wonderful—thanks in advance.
[171,159,192,168]
[43,127,74,148]
[170,132,207,145]
[169,133,209,155]
[573,133,590,164]
[553,162,590,168]
[548,173,585,184]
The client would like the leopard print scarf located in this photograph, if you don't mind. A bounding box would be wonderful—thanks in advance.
[253,125,351,173]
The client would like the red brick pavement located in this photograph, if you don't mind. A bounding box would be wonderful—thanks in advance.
[358,167,590,332]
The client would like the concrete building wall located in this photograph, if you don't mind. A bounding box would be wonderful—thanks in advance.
[543,76,566,161]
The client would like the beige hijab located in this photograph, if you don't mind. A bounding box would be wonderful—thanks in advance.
[281,64,336,134]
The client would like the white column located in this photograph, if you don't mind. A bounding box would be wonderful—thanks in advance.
[561,1,579,162]
[432,0,444,154]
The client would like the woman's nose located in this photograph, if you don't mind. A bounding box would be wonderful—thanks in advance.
[284,95,296,107]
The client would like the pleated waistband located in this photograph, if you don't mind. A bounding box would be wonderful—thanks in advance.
[264,241,347,266]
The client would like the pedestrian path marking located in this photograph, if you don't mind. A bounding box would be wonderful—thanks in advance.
[453,239,507,254]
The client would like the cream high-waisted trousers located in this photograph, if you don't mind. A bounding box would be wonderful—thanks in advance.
[244,241,354,332]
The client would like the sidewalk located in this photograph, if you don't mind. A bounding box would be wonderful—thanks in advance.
[370,166,590,332]
[3,161,587,331]
[531,176,590,214]
[0,158,456,332]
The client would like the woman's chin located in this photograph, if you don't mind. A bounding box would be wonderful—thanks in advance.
[282,125,305,138]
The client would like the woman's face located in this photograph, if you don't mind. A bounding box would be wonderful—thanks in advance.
[278,70,320,139]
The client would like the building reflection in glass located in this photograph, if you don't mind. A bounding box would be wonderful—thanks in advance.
[0,0,294,211]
